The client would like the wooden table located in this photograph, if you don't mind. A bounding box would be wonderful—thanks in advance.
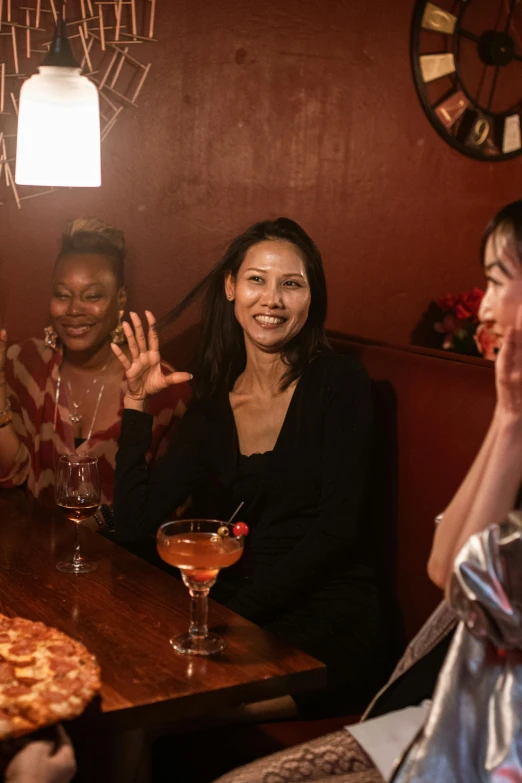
[0,491,325,733]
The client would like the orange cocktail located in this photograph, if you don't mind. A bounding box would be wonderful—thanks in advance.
[158,531,242,583]
[157,520,245,655]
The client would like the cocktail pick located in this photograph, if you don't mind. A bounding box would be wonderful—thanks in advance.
[217,501,249,538]
[227,501,245,526]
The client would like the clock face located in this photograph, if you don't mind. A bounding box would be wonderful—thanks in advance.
[411,0,522,161]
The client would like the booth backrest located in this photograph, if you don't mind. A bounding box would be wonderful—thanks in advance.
[327,332,496,641]
[165,327,496,642]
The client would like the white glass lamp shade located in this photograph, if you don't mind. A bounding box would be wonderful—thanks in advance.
[15,66,101,187]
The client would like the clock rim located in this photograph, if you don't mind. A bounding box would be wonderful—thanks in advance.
[410,0,522,162]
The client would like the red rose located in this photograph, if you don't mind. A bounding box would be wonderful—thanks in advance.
[454,303,472,320]
[437,293,459,311]
[460,288,484,318]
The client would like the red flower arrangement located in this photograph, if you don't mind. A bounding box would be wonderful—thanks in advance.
[423,288,500,360]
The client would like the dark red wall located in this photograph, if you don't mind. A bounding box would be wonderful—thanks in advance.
[1,0,521,350]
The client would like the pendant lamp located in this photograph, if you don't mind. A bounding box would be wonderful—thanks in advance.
[15,15,101,188]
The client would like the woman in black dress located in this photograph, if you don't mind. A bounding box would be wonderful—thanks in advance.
[111,217,391,714]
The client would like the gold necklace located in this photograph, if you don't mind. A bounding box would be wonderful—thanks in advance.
[65,355,112,424]
[55,355,113,442]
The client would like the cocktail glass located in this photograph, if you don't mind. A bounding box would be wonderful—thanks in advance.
[157,519,245,655]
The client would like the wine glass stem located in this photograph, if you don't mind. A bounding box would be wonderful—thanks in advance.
[73,523,82,565]
[188,587,209,639]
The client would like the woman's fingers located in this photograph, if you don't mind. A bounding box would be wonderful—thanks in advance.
[122,320,140,361]
[500,327,515,372]
[116,312,183,398]
[124,311,158,365]
[515,305,522,330]
[54,724,73,748]
[51,743,76,780]
[145,310,159,353]
[52,726,75,766]
[163,370,193,387]
[496,322,522,412]
[110,342,132,370]
[47,725,76,779]
[504,325,522,377]
[130,311,148,354]
[514,305,522,363]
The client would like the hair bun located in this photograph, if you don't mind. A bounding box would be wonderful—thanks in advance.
[61,217,125,256]
[58,217,126,285]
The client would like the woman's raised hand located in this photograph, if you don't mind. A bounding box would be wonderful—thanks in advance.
[111,311,192,406]
[495,304,522,419]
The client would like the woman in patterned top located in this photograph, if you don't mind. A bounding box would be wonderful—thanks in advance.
[0,218,191,506]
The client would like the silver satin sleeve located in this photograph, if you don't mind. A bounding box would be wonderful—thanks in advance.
[390,512,522,783]
[450,511,522,650]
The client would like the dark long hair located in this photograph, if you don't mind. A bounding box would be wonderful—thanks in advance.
[481,200,522,265]
[158,217,331,402]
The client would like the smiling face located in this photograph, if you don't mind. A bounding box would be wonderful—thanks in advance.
[225,240,312,353]
[50,253,126,354]
[479,228,522,338]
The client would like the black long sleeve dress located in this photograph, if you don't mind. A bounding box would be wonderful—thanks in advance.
[113,352,392,713]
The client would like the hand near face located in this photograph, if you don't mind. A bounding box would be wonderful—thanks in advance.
[111,310,192,405]
[495,304,522,419]
[5,726,76,783]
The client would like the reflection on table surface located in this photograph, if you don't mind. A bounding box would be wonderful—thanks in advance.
[0,489,325,732]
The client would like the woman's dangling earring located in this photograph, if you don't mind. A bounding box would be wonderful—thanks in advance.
[43,325,58,350]
[111,310,126,345]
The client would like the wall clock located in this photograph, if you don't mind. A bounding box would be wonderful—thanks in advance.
[411,0,522,161]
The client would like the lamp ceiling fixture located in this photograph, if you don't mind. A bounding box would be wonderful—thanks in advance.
[0,1,157,208]
[15,3,101,187]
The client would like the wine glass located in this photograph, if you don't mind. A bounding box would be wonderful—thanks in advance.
[55,455,101,574]
[157,519,245,655]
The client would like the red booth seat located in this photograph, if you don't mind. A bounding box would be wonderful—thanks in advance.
[259,332,495,746]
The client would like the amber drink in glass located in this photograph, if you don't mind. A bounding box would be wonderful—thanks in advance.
[157,519,244,655]
[55,455,100,574]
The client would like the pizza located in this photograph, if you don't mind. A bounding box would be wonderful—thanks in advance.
[0,613,100,740]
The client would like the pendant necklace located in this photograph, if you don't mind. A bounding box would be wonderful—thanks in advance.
[54,355,113,444]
